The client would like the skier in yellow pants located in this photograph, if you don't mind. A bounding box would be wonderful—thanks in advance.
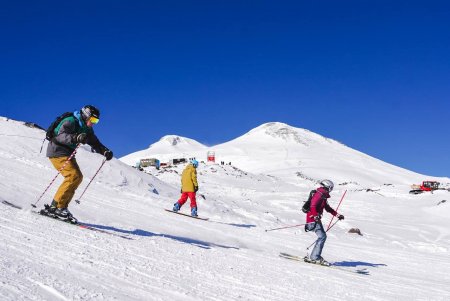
[43,105,113,221]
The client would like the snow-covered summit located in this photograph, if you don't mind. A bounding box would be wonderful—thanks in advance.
[121,135,207,166]
[244,122,334,146]
[157,135,206,148]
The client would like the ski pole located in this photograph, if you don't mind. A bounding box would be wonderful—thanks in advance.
[75,157,107,204]
[306,219,342,250]
[326,190,347,231]
[306,238,317,251]
[39,138,46,153]
[265,222,315,232]
[326,219,340,232]
[31,144,81,208]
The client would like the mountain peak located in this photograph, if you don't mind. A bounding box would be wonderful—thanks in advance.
[261,122,297,134]
[159,135,189,146]
[150,135,207,150]
[246,122,311,145]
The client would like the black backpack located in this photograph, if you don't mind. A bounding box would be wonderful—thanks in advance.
[45,112,74,141]
[301,189,317,213]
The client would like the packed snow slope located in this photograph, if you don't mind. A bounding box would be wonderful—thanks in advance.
[1,116,450,301]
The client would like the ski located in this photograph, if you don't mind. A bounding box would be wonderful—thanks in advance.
[164,209,209,221]
[33,211,133,240]
[279,253,369,275]
[2,200,23,209]
[1,200,132,240]
[280,252,330,265]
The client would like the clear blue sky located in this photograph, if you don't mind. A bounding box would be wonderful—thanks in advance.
[1,1,449,177]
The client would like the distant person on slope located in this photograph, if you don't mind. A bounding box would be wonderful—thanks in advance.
[43,105,113,221]
[173,159,199,216]
[304,179,344,265]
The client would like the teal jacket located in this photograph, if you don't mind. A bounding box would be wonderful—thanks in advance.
[46,110,108,158]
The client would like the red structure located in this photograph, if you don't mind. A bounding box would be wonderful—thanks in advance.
[420,181,439,191]
[207,151,215,163]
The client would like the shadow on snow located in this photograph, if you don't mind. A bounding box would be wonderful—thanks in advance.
[210,220,257,228]
[82,223,240,250]
[333,261,387,268]
[332,261,387,275]
[226,223,257,228]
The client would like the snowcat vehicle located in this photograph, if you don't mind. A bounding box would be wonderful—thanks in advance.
[409,181,440,194]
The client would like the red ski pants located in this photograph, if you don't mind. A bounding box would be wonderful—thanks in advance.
[177,192,197,208]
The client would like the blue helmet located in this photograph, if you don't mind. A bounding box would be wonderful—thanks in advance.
[190,159,199,168]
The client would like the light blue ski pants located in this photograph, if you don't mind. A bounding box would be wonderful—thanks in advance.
[306,221,327,260]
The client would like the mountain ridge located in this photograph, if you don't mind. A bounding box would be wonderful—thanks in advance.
[120,121,439,186]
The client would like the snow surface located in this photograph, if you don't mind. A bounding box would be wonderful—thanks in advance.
[1,116,450,301]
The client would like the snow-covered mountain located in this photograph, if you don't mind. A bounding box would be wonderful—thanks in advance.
[121,122,433,187]
[1,116,450,301]
[121,135,207,166]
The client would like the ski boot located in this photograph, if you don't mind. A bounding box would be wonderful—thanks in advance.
[304,256,331,266]
[191,207,198,217]
[54,208,70,218]
[41,203,56,217]
[55,208,78,224]
[316,257,331,266]
[173,202,181,212]
[67,213,78,224]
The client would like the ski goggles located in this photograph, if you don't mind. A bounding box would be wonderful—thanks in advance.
[89,116,100,124]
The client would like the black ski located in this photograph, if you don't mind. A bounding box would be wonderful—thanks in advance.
[2,200,23,209]
[33,211,133,240]
[1,200,132,240]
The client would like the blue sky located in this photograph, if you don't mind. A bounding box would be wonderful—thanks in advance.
[1,1,449,177]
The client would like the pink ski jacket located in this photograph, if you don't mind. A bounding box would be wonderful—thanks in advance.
[306,187,338,223]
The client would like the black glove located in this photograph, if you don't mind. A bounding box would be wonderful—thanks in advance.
[180,189,183,193]
[104,150,113,161]
[314,215,321,222]
[194,186,198,192]
[74,133,88,144]
[338,214,345,220]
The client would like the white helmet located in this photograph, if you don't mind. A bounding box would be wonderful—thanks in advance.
[320,179,334,192]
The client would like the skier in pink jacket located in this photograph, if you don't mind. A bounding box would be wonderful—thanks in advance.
[305,180,344,265]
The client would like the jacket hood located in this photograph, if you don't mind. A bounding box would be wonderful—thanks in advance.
[73,111,85,127]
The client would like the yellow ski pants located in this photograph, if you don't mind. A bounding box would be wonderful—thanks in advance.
[49,157,83,208]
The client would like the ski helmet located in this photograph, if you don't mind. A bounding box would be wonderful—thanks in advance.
[81,105,100,121]
[320,179,334,192]
[190,159,199,168]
